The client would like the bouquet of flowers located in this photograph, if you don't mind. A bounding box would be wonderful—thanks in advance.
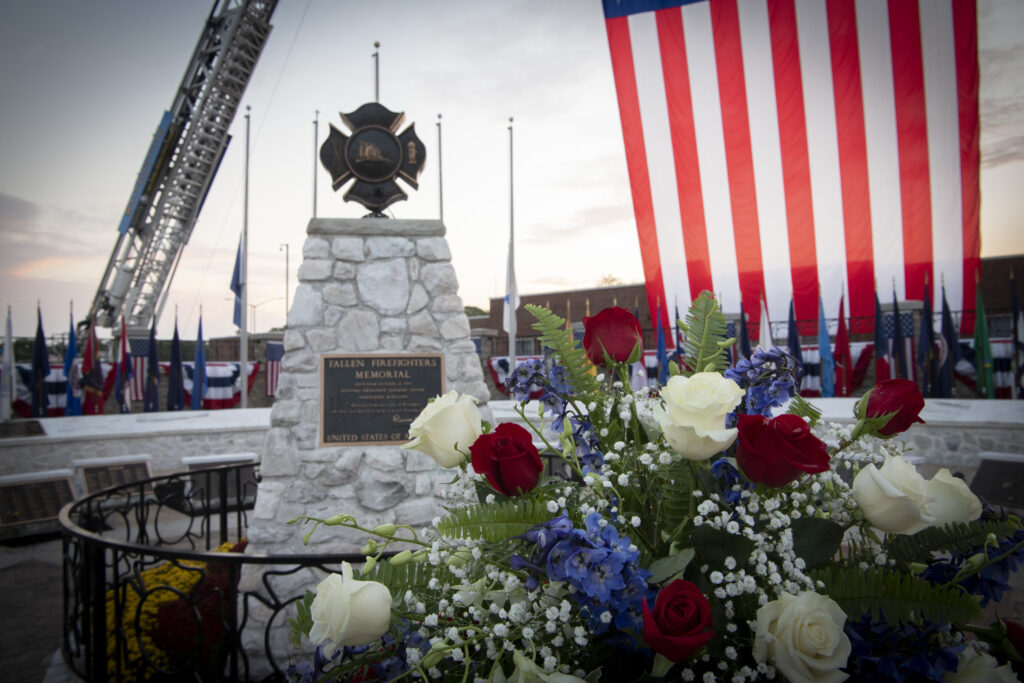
[288,292,1023,683]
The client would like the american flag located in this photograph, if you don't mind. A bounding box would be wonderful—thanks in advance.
[266,342,284,397]
[128,337,150,401]
[602,0,980,337]
[881,310,916,380]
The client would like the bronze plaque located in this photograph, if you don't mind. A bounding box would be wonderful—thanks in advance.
[82,461,152,495]
[0,477,75,526]
[320,353,444,447]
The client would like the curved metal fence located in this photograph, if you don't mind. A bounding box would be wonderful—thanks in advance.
[59,464,360,682]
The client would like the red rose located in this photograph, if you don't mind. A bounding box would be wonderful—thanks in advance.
[863,378,925,436]
[1005,620,1024,677]
[735,413,830,487]
[642,579,715,662]
[582,306,643,368]
[851,378,926,440]
[469,423,543,497]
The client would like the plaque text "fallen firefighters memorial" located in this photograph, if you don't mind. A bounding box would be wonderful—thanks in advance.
[320,354,444,447]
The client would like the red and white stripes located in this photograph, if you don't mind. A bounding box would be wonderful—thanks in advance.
[604,0,980,336]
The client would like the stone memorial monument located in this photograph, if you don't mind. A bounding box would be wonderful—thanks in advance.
[240,104,490,666]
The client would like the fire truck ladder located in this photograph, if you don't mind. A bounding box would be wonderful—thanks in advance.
[90,0,278,331]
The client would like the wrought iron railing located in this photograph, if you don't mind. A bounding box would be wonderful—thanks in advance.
[59,464,363,682]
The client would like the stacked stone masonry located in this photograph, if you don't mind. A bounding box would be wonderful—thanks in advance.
[247,218,490,556]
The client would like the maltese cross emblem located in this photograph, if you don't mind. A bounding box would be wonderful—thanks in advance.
[319,102,427,215]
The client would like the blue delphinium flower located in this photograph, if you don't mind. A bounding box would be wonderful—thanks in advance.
[571,417,604,472]
[725,345,802,417]
[844,615,962,682]
[505,359,574,429]
[513,512,655,647]
[710,457,752,504]
[922,529,1024,606]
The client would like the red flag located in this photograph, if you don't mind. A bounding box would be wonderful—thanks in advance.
[834,294,851,396]
[82,321,105,415]
[602,0,980,338]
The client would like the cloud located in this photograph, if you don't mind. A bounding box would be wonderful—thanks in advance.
[522,203,635,244]
[0,192,110,282]
[0,191,41,229]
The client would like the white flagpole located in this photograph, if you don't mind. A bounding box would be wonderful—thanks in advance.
[313,109,319,218]
[437,113,444,222]
[240,105,250,409]
[504,117,518,373]
[1,304,12,421]
[759,295,773,350]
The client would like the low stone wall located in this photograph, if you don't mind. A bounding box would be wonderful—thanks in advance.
[0,410,270,498]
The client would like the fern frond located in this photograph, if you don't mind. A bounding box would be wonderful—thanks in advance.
[655,460,692,541]
[683,291,730,374]
[359,558,444,598]
[787,395,822,427]
[527,304,600,396]
[810,566,983,625]
[436,499,552,542]
[884,519,1022,565]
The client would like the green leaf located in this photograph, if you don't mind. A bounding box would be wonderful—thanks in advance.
[786,395,822,427]
[692,526,755,567]
[526,304,600,396]
[436,499,553,543]
[683,291,730,376]
[648,547,696,584]
[884,519,1022,565]
[790,517,846,568]
[810,566,983,625]
[288,590,315,648]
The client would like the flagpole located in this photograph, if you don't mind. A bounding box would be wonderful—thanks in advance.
[1,303,12,421]
[241,105,250,409]
[313,110,319,218]
[507,116,516,372]
[373,42,380,102]
[437,113,443,222]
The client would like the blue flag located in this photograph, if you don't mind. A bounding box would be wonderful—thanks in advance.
[936,285,961,398]
[656,304,669,385]
[231,240,243,328]
[892,288,908,379]
[817,296,835,397]
[192,317,207,410]
[63,314,81,416]
[737,302,752,360]
[916,281,936,397]
[144,323,160,412]
[786,299,803,367]
[167,323,185,411]
[31,306,49,417]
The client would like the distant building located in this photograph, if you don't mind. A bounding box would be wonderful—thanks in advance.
[470,254,1024,357]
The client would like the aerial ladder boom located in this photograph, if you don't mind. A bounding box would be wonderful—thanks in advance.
[90,0,278,331]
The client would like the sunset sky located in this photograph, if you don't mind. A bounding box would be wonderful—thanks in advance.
[1,0,1021,340]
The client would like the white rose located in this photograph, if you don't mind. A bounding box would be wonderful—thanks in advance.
[754,591,851,683]
[923,468,982,526]
[491,651,587,683]
[655,372,744,460]
[401,391,482,468]
[852,455,936,534]
[946,647,1019,682]
[308,562,392,651]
